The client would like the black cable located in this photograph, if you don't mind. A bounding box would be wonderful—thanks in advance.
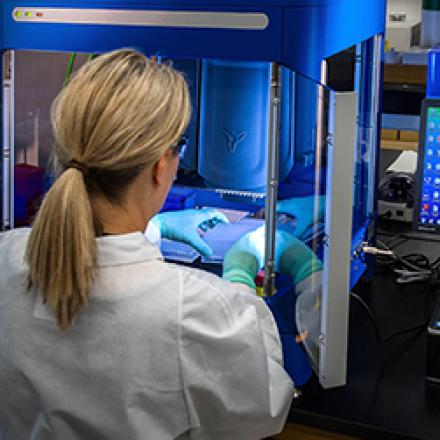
[387,237,410,251]
[394,254,431,273]
[375,238,439,281]
[380,322,428,344]
[402,253,431,269]
[355,234,440,344]
[378,230,440,245]
[432,256,440,269]
[351,291,430,344]
[351,292,383,343]
[395,253,432,272]
[377,234,411,252]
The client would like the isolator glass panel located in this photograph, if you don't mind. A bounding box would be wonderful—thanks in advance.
[325,42,377,239]
[3,50,349,384]
[11,50,90,227]
[7,49,329,278]
[161,60,294,271]
[274,79,330,375]
[163,64,329,277]
[352,38,381,234]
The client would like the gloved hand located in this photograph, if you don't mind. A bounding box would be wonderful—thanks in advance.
[222,226,266,289]
[276,231,322,286]
[151,208,229,256]
[223,227,322,290]
[277,195,325,239]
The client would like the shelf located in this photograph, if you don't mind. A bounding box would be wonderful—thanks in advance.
[384,64,427,85]
[380,139,418,151]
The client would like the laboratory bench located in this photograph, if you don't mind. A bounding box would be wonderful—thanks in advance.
[285,223,440,440]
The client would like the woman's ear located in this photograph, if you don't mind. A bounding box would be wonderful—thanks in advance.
[152,150,175,186]
[152,158,164,186]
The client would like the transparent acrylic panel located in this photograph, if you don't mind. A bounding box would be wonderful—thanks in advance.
[162,60,296,267]
[5,50,351,385]
[274,73,330,374]
[356,37,381,226]
[10,50,89,227]
[325,37,381,238]
[161,63,331,378]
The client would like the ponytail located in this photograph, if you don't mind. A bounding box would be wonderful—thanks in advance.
[26,168,96,331]
[25,48,191,331]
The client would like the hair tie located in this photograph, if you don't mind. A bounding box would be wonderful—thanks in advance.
[67,160,89,176]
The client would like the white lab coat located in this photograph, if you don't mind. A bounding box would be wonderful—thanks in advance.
[0,228,293,440]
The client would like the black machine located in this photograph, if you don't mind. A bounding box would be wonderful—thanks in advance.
[378,170,415,222]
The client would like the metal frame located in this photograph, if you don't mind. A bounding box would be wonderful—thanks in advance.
[354,34,384,279]
[354,35,383,220]
[264,63,281,296]
[367,35,383,218]
[2,50,14,230]
[320,91,357,388]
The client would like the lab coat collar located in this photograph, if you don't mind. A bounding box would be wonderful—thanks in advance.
[96,232,163,267]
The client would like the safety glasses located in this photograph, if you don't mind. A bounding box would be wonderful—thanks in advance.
[170,135,188,160]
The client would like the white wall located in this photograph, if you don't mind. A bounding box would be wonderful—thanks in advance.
[387,0,422,22]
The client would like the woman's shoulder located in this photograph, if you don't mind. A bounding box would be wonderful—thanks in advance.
[169,263,232,296]
[0,227,31,237]
[167,263,257,321]
[0,227,31,254]
[0,228,31,285]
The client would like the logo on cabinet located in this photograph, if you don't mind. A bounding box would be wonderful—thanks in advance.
[223,129,247,153]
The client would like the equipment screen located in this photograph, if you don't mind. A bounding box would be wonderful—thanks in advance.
[416,102,440,231]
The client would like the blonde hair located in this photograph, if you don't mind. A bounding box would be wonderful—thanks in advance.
[25,48,191,331]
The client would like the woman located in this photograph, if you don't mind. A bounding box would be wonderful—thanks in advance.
[0,49,320,439]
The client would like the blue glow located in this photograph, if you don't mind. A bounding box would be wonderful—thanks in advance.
[428,48,440,99]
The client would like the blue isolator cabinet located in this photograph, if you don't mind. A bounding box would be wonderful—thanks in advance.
[0,0,386,389]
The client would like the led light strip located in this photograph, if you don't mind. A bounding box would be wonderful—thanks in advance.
[12,7,269,30]
[214,189,265,199]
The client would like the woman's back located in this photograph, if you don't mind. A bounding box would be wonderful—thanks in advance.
[0,49,293,439]
[0,229,186,438]
[0,229,292,440]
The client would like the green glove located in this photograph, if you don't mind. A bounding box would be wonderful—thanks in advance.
[222,226,265,289]
[276,231,322,286]
[223,227,322,290]
[277,195,325,239]
[151,208,229,256]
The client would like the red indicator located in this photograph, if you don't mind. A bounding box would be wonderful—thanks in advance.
[36,12,43,17]
[423,204,430,211]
